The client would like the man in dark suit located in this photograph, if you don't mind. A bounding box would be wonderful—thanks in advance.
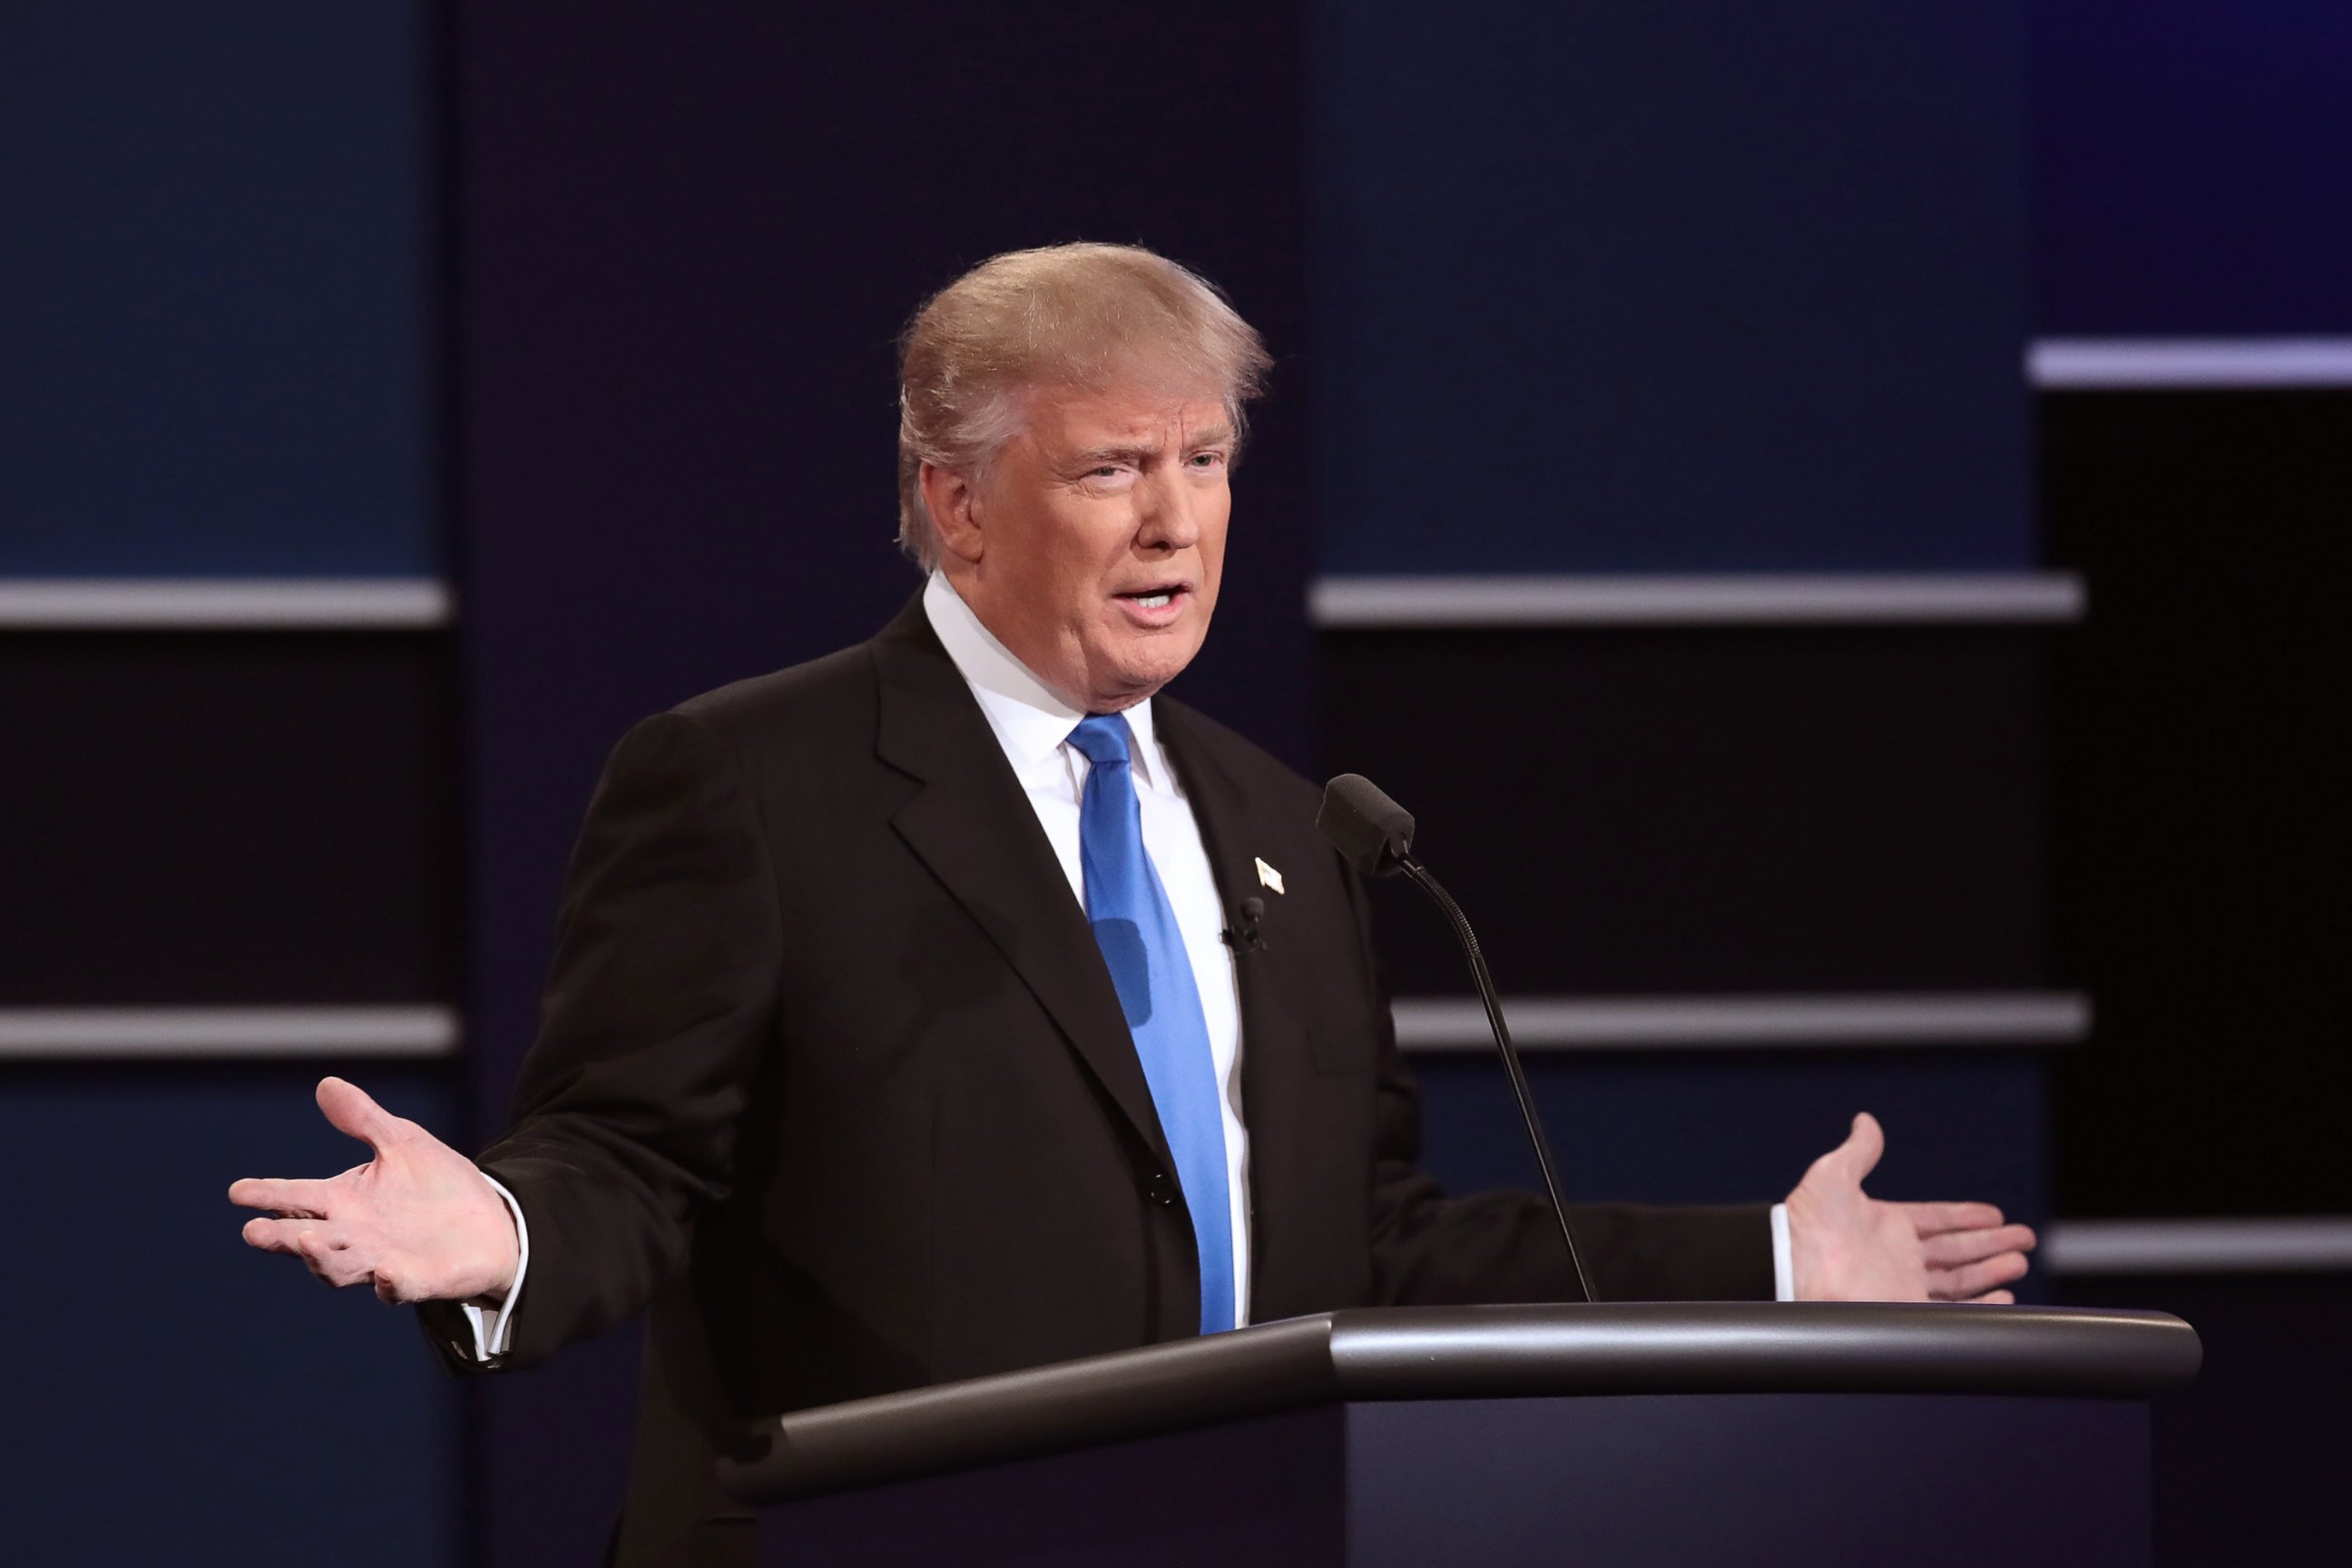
[232,244,2034,1563]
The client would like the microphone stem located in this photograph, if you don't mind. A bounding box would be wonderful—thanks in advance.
[1397,853,1599,1304]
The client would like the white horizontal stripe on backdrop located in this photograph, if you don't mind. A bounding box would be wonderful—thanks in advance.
[2043,1218,2352,1275]
[0,578,453,629]
[0,1006,462,1057]
[1308,573,2084,628]
[2029,337,2352,389]
[1391,993,2092,1051]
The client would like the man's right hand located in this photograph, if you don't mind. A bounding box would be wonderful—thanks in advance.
[230,1076,520,1305]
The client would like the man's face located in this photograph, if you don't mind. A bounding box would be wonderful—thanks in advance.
[939,385,1233,712]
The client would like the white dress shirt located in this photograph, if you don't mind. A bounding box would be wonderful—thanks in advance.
[462,574,1785,1357]
[919,570,1254,1326]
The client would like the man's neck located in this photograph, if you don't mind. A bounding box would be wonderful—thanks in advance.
[922,571,1164,778]
[923,572,1084,720]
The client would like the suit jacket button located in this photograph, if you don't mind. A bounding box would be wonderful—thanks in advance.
[1143,1172,1177,1206]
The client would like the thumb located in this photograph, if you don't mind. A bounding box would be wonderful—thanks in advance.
[1817,1111,1885,1188]
[316,1076,400,1156]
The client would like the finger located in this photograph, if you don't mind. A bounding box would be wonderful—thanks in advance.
[316,1075,403,1156]
[241,1215,311,1254]
[1903,1200,2006,1238]
[1965,1289,2016,1306]
[1813,1111,1884,1185]
[1922,1223,2038,1268]
[291,1229,377,1289]
[371,1256,430,1305]
[245,1216,377,1287]
[250,1220,353,1282]
[227,1176,337,1218]
[1928,1250,2031,1301]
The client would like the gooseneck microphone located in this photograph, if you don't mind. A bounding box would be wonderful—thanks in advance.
[1317,773,1599,1303]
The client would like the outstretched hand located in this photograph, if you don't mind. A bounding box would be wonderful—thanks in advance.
[1784,1112,2035,1304]
[230,1076,519,1305]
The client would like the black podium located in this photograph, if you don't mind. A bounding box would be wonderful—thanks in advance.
[722,1303,2198,1566]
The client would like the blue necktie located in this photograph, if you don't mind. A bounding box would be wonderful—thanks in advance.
[1066,713,1236,1335]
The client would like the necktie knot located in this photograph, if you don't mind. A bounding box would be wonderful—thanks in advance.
[1066,713,1134,770]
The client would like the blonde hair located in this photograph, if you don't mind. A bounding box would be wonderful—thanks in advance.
[895,243,1273,569]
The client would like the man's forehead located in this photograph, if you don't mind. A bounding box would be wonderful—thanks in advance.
[1027,385,1230,446]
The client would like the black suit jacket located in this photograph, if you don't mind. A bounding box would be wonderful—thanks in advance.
[440,594,1770,1563]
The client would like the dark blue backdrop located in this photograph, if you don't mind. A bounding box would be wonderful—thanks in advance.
[1313,1,2033,573]
[2032,0,2352,334]
[0,5,437,574]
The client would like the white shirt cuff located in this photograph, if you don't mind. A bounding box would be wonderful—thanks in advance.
[456,1173,531,1362]
[1769,1201,1794,1301]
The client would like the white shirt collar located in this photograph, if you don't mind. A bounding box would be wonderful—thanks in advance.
[921,571,1166,789]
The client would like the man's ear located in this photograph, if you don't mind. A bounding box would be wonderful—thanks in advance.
[920,463,986,564]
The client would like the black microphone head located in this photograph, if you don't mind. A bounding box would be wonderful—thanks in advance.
[1318,774,1416,877]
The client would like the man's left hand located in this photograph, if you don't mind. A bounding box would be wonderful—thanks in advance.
[1784,1112,2035,1303]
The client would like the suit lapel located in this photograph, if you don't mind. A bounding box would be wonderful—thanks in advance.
[869,596,1174,1173]
[1153,700,1312,1306]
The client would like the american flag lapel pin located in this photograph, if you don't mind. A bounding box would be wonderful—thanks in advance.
[1254,857,1285,895]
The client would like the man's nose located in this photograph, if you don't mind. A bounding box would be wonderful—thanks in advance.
[1136,467,1200,551]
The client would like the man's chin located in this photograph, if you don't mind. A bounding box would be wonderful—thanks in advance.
[1092,634,1206,707]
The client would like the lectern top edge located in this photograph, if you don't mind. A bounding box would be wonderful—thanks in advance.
[719,1302,2200,1506]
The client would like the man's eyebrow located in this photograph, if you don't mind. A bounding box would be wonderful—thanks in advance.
[1067,441,1161,467]
[1064,426,1237,468]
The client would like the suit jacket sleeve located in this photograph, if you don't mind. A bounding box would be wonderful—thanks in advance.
[430,710,785,1369]
[1347,867,1776,1305]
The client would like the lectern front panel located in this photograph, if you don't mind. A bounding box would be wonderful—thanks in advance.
[1348,1394,2147,1567]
